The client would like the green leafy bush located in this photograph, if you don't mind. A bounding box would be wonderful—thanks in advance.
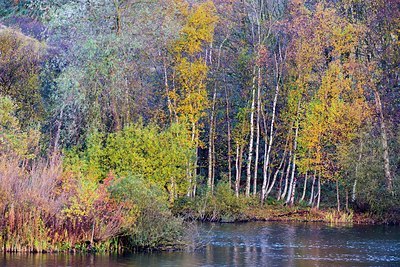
[110,175,185,250]
[173,182,245,222]
[65,122,195,201]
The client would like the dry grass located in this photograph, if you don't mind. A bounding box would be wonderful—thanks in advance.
[0,156,126,252]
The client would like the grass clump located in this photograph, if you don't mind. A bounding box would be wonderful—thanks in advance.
[324,210,354,224]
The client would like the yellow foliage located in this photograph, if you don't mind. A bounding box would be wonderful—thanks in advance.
[169,1,218,140]
[175,1,218,55]
[175,58,209,124]
[290,2,371,179]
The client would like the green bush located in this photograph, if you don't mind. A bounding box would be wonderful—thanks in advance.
[65,122,195,201]
[173,182,245,222]
[110,175,186,250]
[214,182,245,221]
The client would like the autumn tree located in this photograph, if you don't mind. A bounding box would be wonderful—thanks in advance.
[292,2,370,209]
[169,1,218,196]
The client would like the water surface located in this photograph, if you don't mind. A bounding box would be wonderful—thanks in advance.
[2,222,400,266]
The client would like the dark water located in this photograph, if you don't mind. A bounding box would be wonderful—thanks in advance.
[2,222,400,266]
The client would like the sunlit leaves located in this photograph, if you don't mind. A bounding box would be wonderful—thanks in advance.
[169,1,218,150]
[285,2,371,183]
[175,1,218,55]
[65,123,195,199]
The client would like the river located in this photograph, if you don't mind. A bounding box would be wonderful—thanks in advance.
[1,222,400,266]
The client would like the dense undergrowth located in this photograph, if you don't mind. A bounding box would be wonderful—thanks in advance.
[1,152,398,253]
[173,183,400,225]
[0,98,190,252]
[0,156,187,252]
[173,182,249,222]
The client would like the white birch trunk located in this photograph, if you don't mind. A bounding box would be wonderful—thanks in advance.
[286,120,299,204]
[316,172,321,209]
[235,143,240,197]
[336,180,340,212]
[246,68,257,197]
[261,51,282,203]
[280,150,292,200]
[253,67,261,196]
[226,86,232,187]
[374,90,392,192]
[266,135,289,198]
[208,38,228,192]
[309,170,316,206]
[208,97,216,191]
[300,172,308,202]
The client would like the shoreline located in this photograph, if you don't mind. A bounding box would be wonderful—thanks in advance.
[1,209,397,254]
[218,206,399,225]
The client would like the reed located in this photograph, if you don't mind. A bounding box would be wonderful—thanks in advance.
[324,210,354,224]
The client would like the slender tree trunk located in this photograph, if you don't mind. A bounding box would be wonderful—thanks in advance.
[345,189,349,212]
[225,82,232,187]
[266,138,288,198]
[336,180,340,212]
[308,170,316,206]
[208,126,214,191]
[286,120,299,204]
[253,70,261,196]
[187,122,197,197]
[262,113,269,196]
[265,159,282,198]
[235,143,240,197]
[253,125,260,196]
[113,0,121,35]
[277,159,288,201]
[235,143,244,197]
[162,56,174,122]
[289,174,297,205]
[211,122,216,193]
[261,51,281,203]
[277,130,292,201]
[352,144,362,202]
[374,90,392,192]
[208,38,227,192]
[280,150,292,200]
[261,83,279,202]
[300,172,308,202]
[193,146,198,197]
[266,171,272,196]
[187,159,192,198]
[208,88,217,191]
[352,179,357,202]
[246,68,257,197]
[239,145,244,193]
[285,161,294,204]
[192,127,200,197]
[169,176,175,203]
[316,172,321,209]
[207,45,214,192]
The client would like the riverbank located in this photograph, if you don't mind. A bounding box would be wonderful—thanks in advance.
[172,184,400,225]
[2,222,400,266]
[242,206,376,224]
[1,205,396,254]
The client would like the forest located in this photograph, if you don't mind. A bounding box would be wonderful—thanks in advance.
[0,0,399,252]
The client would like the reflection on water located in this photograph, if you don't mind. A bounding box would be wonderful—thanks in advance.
[1,222,400,266]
